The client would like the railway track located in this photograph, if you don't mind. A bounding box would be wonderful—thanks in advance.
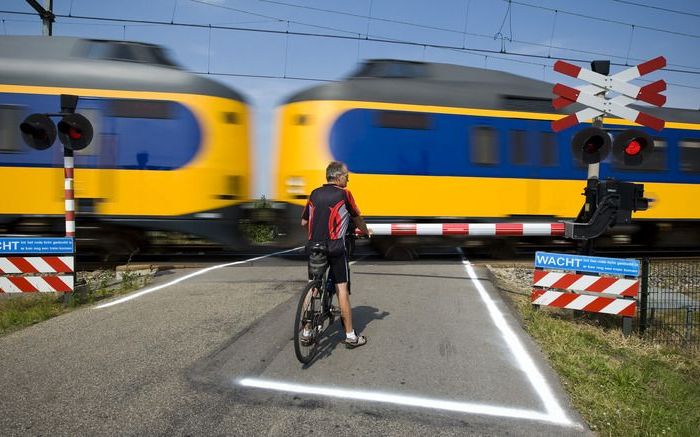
[74,241,700,273]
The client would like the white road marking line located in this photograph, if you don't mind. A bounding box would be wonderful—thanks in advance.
[94,246,304,309]
[235,251,580,427]
[238,378,576,426]
[348,255,366,266]
[459,250,574,426]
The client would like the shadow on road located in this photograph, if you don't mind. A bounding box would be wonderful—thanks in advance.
[301,305,390,368]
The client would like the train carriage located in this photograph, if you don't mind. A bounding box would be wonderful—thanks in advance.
[0,36,252,254]
[272,59,700,250]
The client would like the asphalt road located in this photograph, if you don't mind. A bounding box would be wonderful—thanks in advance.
[0,247,592,436]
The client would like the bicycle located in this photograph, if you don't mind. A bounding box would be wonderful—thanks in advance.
[293,242,339,364]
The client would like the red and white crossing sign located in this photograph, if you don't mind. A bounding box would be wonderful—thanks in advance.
[551,56,667,132]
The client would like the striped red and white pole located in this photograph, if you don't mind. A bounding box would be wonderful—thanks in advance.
[64,151,75,237]
[359,222,565,237]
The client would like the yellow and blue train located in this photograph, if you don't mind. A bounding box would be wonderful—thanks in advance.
[0,36,252,253]
[273,59,700,248]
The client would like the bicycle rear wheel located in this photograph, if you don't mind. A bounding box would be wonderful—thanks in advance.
[294,281,320,364]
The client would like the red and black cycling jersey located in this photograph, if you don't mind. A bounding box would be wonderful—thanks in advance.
[302,183,361,241]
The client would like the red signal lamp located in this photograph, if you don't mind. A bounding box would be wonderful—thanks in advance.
[613,129,654,166]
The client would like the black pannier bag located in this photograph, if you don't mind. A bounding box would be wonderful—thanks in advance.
[307,241,328,278]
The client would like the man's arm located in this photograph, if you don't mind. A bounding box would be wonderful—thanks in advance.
[352,215,371,236]
[301,218,308,227]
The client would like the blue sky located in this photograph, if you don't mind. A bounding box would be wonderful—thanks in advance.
[2,0,699,197]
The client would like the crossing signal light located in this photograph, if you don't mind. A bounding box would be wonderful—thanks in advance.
[571,127,611,164]
[19,114,56,150]
[57,113,93,151]
[613,129,654,166]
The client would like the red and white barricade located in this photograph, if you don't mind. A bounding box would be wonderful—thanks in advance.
[531,266,638,317]
[0,256,74,293]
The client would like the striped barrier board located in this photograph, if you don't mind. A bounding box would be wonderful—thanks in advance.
[531,252,639,317]
[0,256,74,294]
[532,270,638,297]
[359,223,565,237]
[0,256,74,274]
[531,289,636,317]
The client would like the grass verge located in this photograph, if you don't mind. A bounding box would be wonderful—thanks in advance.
[0,270,152,337]
[489,265,700,436]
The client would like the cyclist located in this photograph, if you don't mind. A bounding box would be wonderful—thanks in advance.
[301,161,371,348]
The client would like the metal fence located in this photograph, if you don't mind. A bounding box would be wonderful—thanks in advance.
[638,258,700,350]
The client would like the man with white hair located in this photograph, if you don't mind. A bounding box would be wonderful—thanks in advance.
[301,161,371,348]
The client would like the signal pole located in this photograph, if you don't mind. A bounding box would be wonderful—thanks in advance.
[580,60,610,255]
[587,60,610,181]
[25,0,54,36]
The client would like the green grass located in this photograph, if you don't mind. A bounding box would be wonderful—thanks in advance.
[493,268,700,436]
[242,195,278,243]
[0,271,150,337]
[0,294,65,335]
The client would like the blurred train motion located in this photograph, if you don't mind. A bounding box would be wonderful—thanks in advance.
[272,59,700,254]
[0,36,252,255]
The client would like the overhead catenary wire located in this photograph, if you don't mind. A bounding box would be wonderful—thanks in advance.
[243,0,700,72]
[2,7,699,78]
[253,0,700,41]
[508,0,700,40]
[610,0,700,19]
[3,4,700,75]
[1,4,700,93]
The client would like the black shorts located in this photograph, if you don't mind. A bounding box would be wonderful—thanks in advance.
[328,254,350,284]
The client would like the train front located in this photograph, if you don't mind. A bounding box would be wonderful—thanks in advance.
[0,36,253,254]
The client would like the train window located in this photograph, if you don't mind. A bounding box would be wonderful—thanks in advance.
[613,138,667,171]
[108,99,173,119]
[470,126,499,165]
[82,40,179,67]
[351,61,428,79]
[540,132,558,166]
[679,139,700,173]
[223,112,239,124]
[376,111,431,130]
[293,114,309,126]
[509,130,528,165]
[502,96,554,114]
[0,105,23,153]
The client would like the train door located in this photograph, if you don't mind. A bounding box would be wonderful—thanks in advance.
[532,127,561,218]
[504,119,540,216]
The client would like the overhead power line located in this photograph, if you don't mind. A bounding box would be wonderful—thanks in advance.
[610,0,700,19]
[2,6,700,91]
[508,0,700,40]
[3,5,700,74]
[192,0,700,72]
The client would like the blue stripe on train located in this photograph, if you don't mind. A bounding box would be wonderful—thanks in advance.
[0,92,200,170]
[329,108,700,184]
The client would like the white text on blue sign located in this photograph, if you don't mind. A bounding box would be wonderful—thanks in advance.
[535,251,640,277]
[0,238,75,254]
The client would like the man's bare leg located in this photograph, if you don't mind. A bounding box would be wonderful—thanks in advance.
[335,282,352,334]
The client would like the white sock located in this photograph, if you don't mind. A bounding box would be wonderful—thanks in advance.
[346,330,357,341]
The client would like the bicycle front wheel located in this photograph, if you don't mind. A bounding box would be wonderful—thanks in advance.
[294,281,320,364]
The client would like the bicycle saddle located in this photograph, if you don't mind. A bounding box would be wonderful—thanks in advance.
[309,241,327,254]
